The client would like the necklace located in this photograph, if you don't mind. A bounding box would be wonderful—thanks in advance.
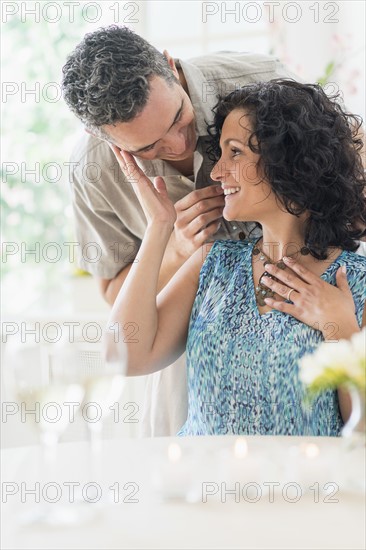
[253,241,310,306]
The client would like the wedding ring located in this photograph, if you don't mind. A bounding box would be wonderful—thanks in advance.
[287,288,295,302]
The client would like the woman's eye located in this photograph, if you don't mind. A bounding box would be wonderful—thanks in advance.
[231,148,241,157]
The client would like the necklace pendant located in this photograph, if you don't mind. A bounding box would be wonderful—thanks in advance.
[255,286,275,306]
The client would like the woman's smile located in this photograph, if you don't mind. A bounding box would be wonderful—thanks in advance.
[222,186,241,197]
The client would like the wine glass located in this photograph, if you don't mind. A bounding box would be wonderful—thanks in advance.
[3,335,86,526]
[58,332,127,509]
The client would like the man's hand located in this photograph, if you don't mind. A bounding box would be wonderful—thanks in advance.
[262,256,360,341]
[168,185,225,263]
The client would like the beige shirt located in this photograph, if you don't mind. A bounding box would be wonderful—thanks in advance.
[69,51,299,279]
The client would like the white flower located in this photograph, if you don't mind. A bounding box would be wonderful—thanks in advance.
[299,328,366,392]
[350,329,366,364]
[299,353,324,385]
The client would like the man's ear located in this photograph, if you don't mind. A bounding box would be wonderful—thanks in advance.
[163,49,179,80]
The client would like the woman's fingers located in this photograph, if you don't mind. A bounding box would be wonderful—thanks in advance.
[109,145,143,183]
[109,146,157,196]
[119,149,145,183]
[335,266,352,295]
[153,176,169,198]
[108,143,127,170]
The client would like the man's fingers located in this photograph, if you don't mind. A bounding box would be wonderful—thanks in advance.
[282,256,319,284]
[193,207,223,233]
[175,185,224,212]
[194,219,222,245]
[264,263,306,293]
[176,195,225,228]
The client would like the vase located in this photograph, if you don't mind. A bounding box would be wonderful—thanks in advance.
[341,385,366,444]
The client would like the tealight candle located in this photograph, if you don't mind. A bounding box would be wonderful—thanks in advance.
[168,443,182,462]
[285,442,329,491]
[221,438,263,486]
[304,442,320,459]
[152,443,193,502]
[234,437,248,459]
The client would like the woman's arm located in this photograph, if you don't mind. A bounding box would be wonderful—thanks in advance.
[103,145,214,376]
[336,303,366,423]
[106,227,209,376]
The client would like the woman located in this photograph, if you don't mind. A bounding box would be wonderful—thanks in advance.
[107,79,366,436]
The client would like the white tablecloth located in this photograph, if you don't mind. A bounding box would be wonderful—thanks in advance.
[2,435,365,549]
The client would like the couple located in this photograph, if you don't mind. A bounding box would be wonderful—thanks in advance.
[62,26,366,437]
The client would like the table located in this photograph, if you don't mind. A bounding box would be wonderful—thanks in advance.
[1,435,365,549]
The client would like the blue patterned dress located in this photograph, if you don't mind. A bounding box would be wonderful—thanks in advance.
[177,239,366,437]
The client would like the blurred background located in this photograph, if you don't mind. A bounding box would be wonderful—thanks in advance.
[1,0,365,443]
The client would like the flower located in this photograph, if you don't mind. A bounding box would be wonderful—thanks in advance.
[299,328,366,395]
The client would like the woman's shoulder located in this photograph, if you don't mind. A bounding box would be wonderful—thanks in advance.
[341,249,366,273]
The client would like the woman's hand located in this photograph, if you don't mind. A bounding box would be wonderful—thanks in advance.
[109,145,177,228]
[262,256,360,340]
[110,145,224,267]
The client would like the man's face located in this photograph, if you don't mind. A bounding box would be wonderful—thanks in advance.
[103,76,197,162]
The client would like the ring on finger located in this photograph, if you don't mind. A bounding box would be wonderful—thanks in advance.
[287,288,296,302]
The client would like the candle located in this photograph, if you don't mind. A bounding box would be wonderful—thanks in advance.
[152,443,195,502]
[234,437,248,459]
[221,438,263,485]
[168,442,182,462]
[284,442,330,493]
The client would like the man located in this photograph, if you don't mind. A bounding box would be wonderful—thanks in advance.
[62,26,362,436]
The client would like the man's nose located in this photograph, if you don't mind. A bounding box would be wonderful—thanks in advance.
[166,131,186,155]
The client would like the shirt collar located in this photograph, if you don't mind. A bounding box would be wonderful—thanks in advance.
[175,58,216,138]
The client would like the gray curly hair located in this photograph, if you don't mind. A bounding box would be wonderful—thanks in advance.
[62,25,178,138]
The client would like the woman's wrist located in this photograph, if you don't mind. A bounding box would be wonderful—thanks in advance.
[145,220,174,236]
[136,222,174,268]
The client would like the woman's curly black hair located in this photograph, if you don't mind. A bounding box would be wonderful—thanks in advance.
[207,79,366,259]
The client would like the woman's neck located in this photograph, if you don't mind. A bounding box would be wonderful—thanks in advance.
[260,226,306,263]
[259,224,342,269]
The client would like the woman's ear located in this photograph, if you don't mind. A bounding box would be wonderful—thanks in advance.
[163,49,179,80]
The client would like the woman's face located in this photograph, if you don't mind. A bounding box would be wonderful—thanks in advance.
[210,109,278,223]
